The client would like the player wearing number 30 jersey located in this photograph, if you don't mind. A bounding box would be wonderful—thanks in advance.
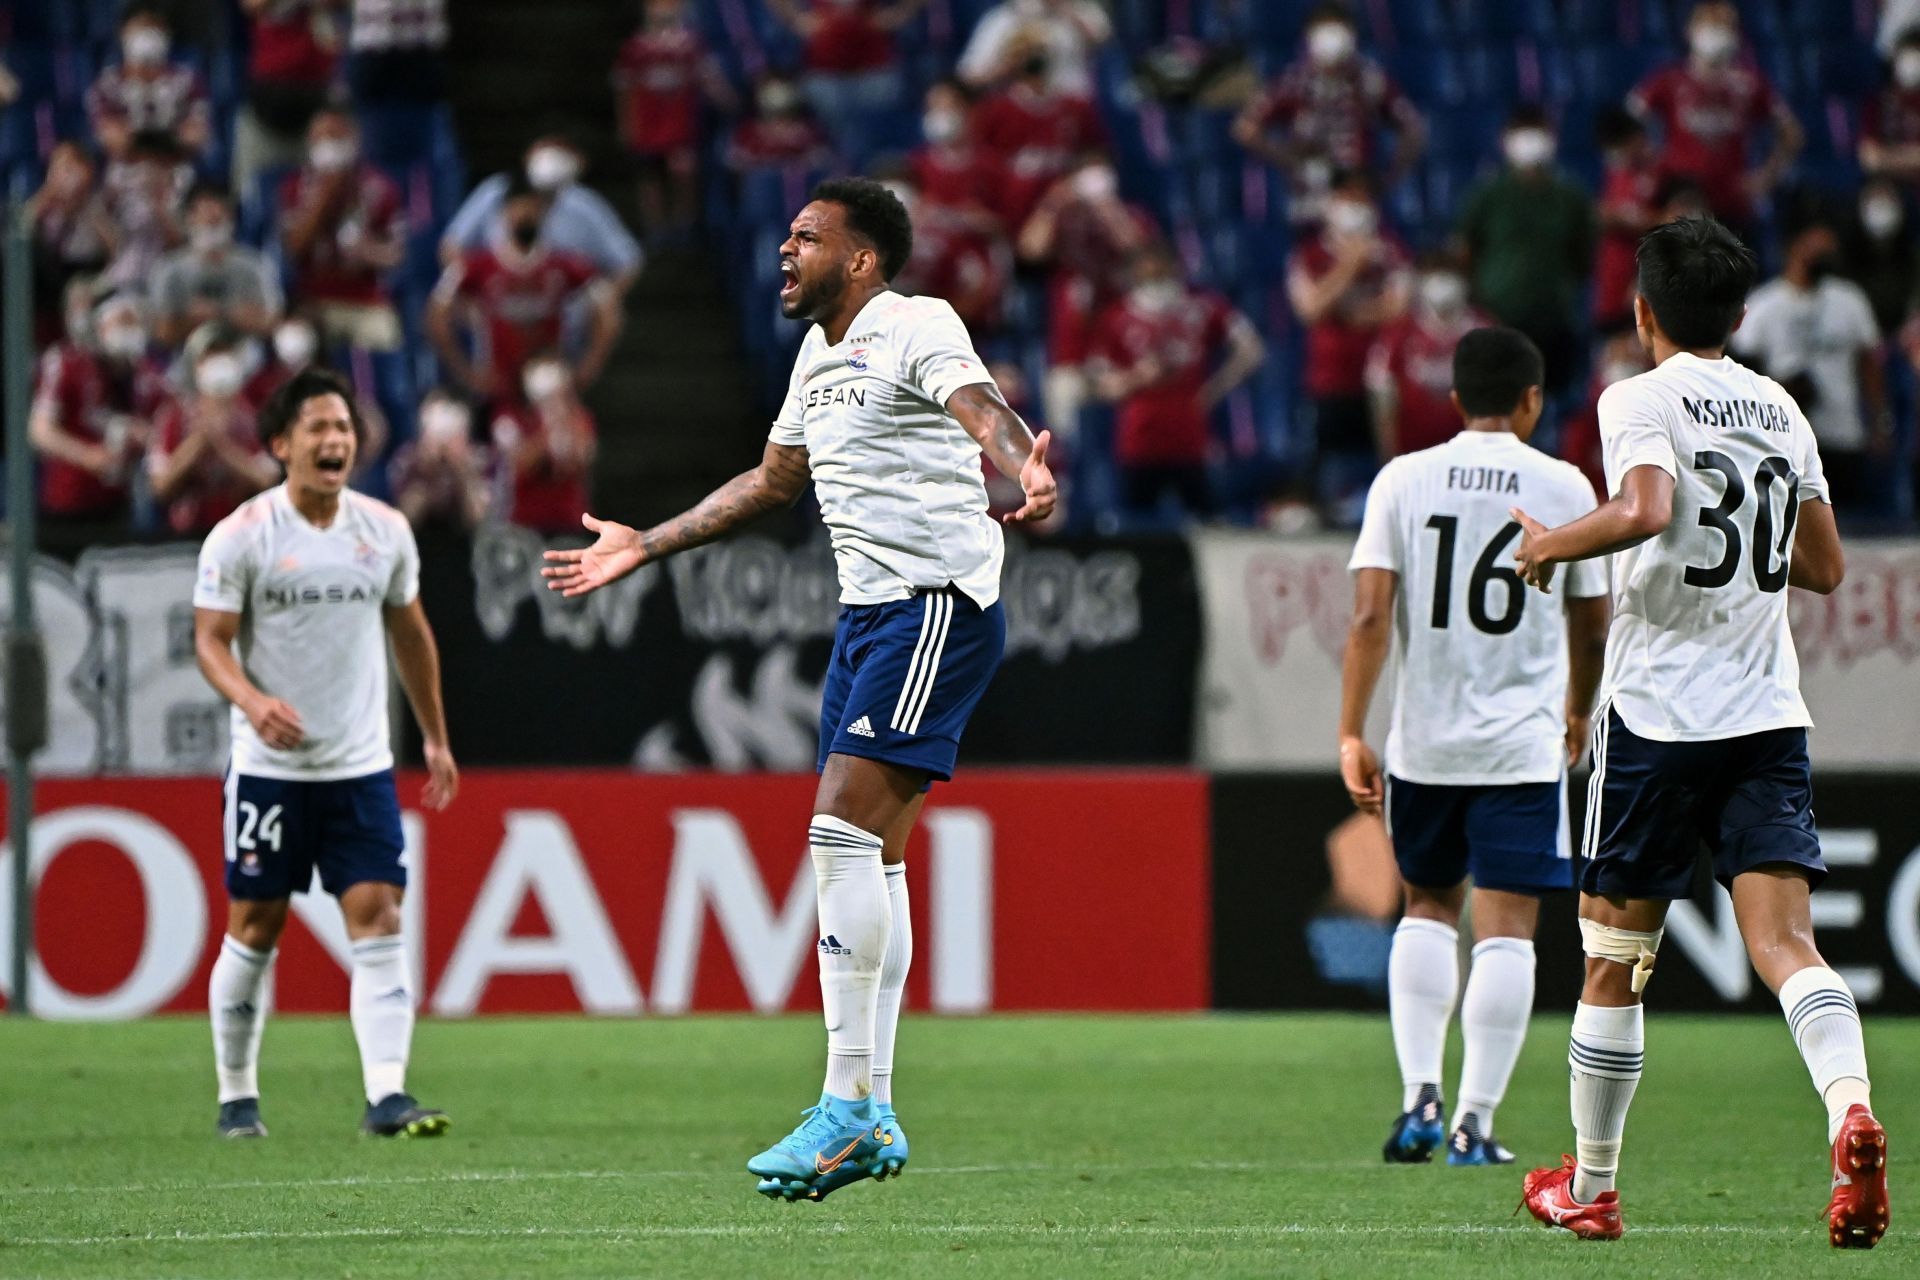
[1511,217,1885,1248]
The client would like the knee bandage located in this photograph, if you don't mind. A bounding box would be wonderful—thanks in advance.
[1579,919,1663,993]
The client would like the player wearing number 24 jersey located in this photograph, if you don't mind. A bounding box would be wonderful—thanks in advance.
[1511,217,1885,1248]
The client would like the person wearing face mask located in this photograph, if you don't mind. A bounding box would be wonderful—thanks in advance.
[1234,4,1425,227]
[29,290,172,534]
[1844,178,1919,340]
[280,108,408,355]
[86,7,212,160]
[908,78,1013,231]
[970,37,1108,226]
[147,328,279,535]
[98,128,193,295]
[1287,172,1412,523]
[488,355,600,533]
[957,0,1112,96]
[1731,218,1892,511]
[441,135,644,297]
[1861,29,1920,186]
[389,390,495,532]
[1088,244,1265,522]
[1366,253,1494,459]
[153,183,283,349]
[882,169,1011,334]
[1626,0,1802,234]
[725,75,838,172]
[613,0,739,240]
[769,0,926,167]
[1593,109,1662,333]
[1453,106,1596,402]
[233,0,344,196]
[26,141,116,348]
[428,173,620,408]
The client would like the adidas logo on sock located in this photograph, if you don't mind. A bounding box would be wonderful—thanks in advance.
[846,716,876,738]
[818,935,853,955]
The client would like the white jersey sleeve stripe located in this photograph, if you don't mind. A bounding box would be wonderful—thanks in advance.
[891,594,940,731]
[904,592,955,736]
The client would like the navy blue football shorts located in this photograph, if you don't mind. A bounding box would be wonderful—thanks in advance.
[817,586,1006,789]
[1386,775,1574,895]
[1579,704,1825,900]
[223,767,407,900]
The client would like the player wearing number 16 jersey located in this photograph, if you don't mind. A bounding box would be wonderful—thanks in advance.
[1512,217,1886,1248]
[1341,328,1611,1168]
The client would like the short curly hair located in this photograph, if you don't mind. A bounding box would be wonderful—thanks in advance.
[811,177,914,280]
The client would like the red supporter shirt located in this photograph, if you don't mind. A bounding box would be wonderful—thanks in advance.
[490,403,596,532]
[1862,85,1920,155]
[1629,62,1781,220]
[613,25,708,154]
[896,202,1008,331]
[727,116,834,169]
[970,88,1106,222]
[1366,310,1488,457]
[1042,200,1160,366]
[445,247,599,392]
[86,63,210,139]
[150,400,268,535]
[31,343,173,516]
[249,1,339,87]
[1290,234,1409,399]
[1594,159,1661,325]
[803,3,895,73]
[279,165,405,306]
[908,144,1013,226]
[1561,374,1608,499]
[1093,289,1236,467]
[1242,56,1419,179]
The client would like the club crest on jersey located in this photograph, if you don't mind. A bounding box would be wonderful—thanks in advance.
[846,347,869,372]
[354,541,378,567]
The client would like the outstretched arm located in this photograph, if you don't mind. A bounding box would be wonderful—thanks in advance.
[385,598,458,810]
[543,440,811,595]
[946,381,1057,523]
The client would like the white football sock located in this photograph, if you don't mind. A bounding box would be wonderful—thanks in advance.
[1569,1001,1643,1203]
[810,815,889,1107]
[872,862,912,1109]
[1778,966,1872,1142]
[1389,917,1459,1111]
[1452,937,1536,1138]
[349,935,414,1104]
[209,936,273,1104]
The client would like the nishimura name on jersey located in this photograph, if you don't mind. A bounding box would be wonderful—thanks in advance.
[1679,395,1795,433]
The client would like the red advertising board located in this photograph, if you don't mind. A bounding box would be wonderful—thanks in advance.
[0,771,1209,1017]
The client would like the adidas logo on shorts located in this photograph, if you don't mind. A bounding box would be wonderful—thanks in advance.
[847,715,876,738]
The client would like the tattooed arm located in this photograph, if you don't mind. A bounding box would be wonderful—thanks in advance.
[541,441,810,596]
[946,382,1057,523]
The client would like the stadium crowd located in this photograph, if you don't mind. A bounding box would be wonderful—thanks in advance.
[9,0,1920,540]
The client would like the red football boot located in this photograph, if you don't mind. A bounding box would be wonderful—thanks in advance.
[1521,1155,1624,1241]
[1828,1104,1890,1250]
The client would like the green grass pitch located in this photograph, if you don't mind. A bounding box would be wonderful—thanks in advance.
[0,1013,1912,1277]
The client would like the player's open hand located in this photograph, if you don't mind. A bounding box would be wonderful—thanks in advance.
[1509,507,1557,594]
[1006,430,1057,523]
[1339,735,1384,815]
[245,696,304,751]
[421,740,459,811]
[542,513,645,596]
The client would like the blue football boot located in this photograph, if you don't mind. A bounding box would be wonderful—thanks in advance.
[216,1097,267,1138]
[748,1093,887,1202]
[1382,1089,1446,1164]
[803,1105,909,1202]
[1444,1121,1515,1166]
[360,1092,450,1138]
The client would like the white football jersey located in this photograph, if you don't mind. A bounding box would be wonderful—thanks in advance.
[1351,430,1608,785]
[1596,353,1829,741]
[770,291,1004,607]
[194,485,420,780]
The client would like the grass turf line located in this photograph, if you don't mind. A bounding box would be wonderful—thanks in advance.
[0,1013,1911,1278]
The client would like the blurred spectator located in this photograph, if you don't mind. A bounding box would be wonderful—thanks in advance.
[1731,219,1889,508]
[1883,2,1920,56]
[1286,172,1410,520]
[725,74,836,171]
[146,327,278,535]
[441,137,644,298]
[1655,174,1715,223]
[27,142,116,346]
[909,78,1012,229]
[1861,28,1920,187]
[99,129,193,294]
[87,6,212,160]
[769,0,925,164]
[428,174,620,404]
[613,0,737,240]
[390,390,493,532]
[971,42,1108,225]
[244,314,321,406]
[1453,106,1596,399]
[29,290,168,528]
[1593,108,1661,332]
[1232,4,1425,227]
[234,0,344,195]
[1089,243,1265,521]
[958,0,1112,96]
[883,170,1010,334]
[1846,178,1919,337]
[1562,323,1652,499]
[347,0,450,172]
[279,108,407,355]
[152,182,282,349]
[1365,252,1492,459]
[1627,0,1801,235]
[1017,152,1160,437]
[489,354,597,533]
